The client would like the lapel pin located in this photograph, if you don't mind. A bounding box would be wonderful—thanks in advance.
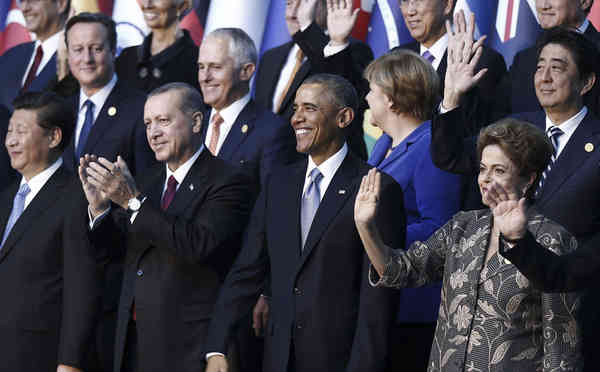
[189,184,194,191]
[241,124,248,134]
[152,67,162,79]
[108,107,117,116]
[138,67,148,79]
[585,143,594,153]
[338,189,346,194]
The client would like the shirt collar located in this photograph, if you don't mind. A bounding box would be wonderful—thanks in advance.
[79,74,118,112]
[35,31,61,57]
[545,106,587,136]
[210,93,251,125]
[420,33,448,62]
[20,157,62,192]
[165,145,204,185]
[306,142,348,182]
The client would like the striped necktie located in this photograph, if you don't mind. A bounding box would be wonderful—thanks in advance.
[537,126,564,195]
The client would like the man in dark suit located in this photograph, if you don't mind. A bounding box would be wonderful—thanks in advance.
[0,0,69,111]
[254,0,373,160]
[204,74,405,372]
[63,12,155,175]
[431,26,600,371]
[63,12,157,372]
[1,91,100,372]
[79,82,253,372]
[491,0,599,119]
[197,28,298,187]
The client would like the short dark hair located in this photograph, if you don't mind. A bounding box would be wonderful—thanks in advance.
[148,82,206,115]
[477,118,552,200]
[12,91,75,151]
[303,73,359,113]
[65,12,117,52]
[535,27,599,83]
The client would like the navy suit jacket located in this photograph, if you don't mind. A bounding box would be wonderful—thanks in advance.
[203,99,299,187]
[62,79,156,176]
[369,122,461,322]
[205,152,405,372]
[0,166,100,371]
[0,42,57,111]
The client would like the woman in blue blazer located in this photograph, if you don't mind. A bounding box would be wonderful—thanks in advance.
[364,50,462,371]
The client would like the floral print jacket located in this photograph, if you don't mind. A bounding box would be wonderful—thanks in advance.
[370,210,582,372]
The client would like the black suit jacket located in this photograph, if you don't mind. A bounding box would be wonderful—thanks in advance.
[62,79,156,175]
[255,24,373,159]
[92,150,254,372]
[202,99,299,187]
[205,152,405,372]
[0,166,100,371]
[115,30,200,94]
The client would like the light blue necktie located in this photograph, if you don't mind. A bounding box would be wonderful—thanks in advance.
[300,168,323,249]
[76,100,95,159]
[0,183,30,250]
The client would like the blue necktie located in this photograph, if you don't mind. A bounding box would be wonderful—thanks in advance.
[537,126,564,195]
[422,50,435,64]
[0,183,30,250]
[76,100,95,159]
[300,168,323,249]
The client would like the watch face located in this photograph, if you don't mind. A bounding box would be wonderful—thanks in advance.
[128,197,141,211]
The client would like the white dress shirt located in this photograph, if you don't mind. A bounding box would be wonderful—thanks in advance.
[303,143,348,199]
[20,157,63,209]
[205,94,251,155]
[74,74,118,149]
[20,32,61,87]
[545,106,588,158]
[420,33,449,71]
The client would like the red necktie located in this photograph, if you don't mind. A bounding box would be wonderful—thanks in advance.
[161,175,178,210]
[22,45,43,91]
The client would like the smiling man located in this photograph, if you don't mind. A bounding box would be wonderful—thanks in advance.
[204,74,405,372]
[1,90,100,372]
[64,12,156,372]
[0,0,69,111]
[79,82,253,372]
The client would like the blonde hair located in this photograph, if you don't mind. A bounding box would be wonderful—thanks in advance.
[364,50,440,121]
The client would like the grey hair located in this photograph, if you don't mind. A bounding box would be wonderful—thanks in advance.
[303,73,358,112]
[206,28,257,70]
[148,82,206,115]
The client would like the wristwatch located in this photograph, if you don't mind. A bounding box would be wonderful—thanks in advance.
[127,195,145,214]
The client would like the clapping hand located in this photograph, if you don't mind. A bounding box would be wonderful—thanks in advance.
[82,156,139,210]
[327,0,359,45]
[354,168,381,227]
[487,181,528,241]
[443,10,488,110]
[79,154,110,217]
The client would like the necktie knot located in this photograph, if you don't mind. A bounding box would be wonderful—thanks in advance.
[307,168,323,190]
[422,50,435,64]
[167,175,178,188]
[547,126,564,154]
[18,183,31,198]
[84,99,94,111]
[211,112,224,127]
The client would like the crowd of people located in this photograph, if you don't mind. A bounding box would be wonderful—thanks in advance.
[1,0,599,372]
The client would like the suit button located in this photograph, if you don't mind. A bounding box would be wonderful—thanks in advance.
[296,323,302,329]
[293,287,301,295]
[137,269,144,277]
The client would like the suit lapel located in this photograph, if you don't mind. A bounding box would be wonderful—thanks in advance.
[0,182,19,240]
[0,167,70,263]
[165,150,212,215]
[297,153,360,270]
[63,95,79,170]
[282,161,306,262]
[538,113,600,203]
[266,43,294,109]
[218,101,257,160]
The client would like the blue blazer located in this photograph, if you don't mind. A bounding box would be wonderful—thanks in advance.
[0,42,57,111]
[369,121,461,322]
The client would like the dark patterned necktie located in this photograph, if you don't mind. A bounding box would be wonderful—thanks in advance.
[161,175,178,210]
[537,126,564,195]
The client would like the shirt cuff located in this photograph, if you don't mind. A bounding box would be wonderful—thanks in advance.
[438,102,457,114]
[88,205,110,230]
[300,21,311,32]
[206,352,225,361]
[324,41,350,57]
